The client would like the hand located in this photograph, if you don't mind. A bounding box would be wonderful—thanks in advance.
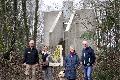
[40,62,43,65]
[36,63,39,66]
[43,61,48,66]
[80,62,82,65]
[92,64,96,70]
[41,62,46,66]
[93,63,96,66]
[23,63,26,66]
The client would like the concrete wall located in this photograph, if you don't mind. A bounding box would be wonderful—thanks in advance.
[43,11,59,46]
[43,9,96,57]
[65,9,96,57]
[49,11,64,49]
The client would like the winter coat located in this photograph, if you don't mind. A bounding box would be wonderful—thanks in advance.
[81,47,96,66]
[64,53,80,79]
[23,47,39,65]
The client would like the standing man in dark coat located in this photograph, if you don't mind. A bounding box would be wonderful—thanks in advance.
[81,41,96,80]
[23,40,39,76]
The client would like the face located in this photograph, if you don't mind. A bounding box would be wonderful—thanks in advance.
[82,43,88,48]
[82,41,89,48]
[70,47,74,53]
[29,43,34,47]
[43,46,48,51]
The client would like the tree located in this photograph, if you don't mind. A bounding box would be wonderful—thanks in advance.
[22,0,29,45]
[91,0,120,79]
[33,0,39,47]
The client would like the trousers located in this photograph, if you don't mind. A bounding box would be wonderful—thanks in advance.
[83,66,93,80]
[25,64,37,76]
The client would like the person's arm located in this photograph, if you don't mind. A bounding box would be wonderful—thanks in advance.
[23,48,27,64]
[36,49,39,64]
[63,56,67,69]
[75,55,80,68]
[80,50,84,65]
[91,49,96,65]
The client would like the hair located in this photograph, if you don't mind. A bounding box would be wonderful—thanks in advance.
[70,45,75,50]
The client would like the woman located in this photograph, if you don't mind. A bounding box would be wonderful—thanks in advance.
[41,46,53,80]
[64,45,80,80]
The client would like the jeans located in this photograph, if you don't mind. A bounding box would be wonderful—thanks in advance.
[43,67,53,80]
[83,66,93,80]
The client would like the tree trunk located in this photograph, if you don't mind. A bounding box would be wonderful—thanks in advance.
[22,0,29,45]
[11,0,18,50]
[33,0,39,47]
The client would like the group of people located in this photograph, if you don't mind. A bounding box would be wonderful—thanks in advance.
[23,40,96,80]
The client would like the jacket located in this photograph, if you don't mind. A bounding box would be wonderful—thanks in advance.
[41,52,49,70]
[64,53,80,79]
[23,47,39,65]
[81,47,96,66]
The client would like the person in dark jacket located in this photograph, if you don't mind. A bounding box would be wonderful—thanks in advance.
[23,40,39,76]
[81,41,96,80]
[41,46,53,80]
[64,45,80,80]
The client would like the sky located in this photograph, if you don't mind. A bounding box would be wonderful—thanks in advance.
[41,0,105,11]
[41,0,82,11]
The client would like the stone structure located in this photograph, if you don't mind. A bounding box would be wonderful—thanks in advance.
[42,1,96,56]
[65,9,96,55]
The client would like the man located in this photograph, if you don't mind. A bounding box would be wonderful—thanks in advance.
[23,40,39,76]
[81,41,96,80]
[41,46,53,80]
[64,45,80,80]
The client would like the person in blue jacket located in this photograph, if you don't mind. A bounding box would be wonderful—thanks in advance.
[81,41,96,80]
[64,45,80,80]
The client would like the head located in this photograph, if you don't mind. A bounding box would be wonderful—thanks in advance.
[43,46,48,52]
[70,45,75,53]
[82,40,89,48]
[29,40,34,48]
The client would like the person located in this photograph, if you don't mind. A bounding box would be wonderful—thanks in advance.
[23,40,39,76]
[41,46,53,80]
[81,41,96,80]
[64,45,80,80]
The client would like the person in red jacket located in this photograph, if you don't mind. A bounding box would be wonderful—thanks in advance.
[23,40,39,76]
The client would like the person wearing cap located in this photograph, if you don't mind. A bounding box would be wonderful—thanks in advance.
[64,45,80,80]
[23,40,39,76]
[81,40,96,80]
